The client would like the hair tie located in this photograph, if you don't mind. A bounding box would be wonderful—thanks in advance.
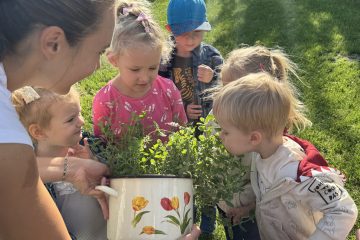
[136,12,151,33]
[122,5,133,16]
[18,86,40,104]
[259,63,265,72]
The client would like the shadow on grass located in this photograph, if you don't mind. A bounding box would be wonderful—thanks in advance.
[209,0,360,179]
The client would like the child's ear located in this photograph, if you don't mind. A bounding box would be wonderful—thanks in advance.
[28,124,47,141]
[107,51,119,67]
[249,131,262,146]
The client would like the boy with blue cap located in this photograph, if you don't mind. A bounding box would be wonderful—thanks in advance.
[159,0,223,126]
[159,0,223,237]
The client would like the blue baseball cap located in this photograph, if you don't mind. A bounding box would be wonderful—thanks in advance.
[167,0,211,36]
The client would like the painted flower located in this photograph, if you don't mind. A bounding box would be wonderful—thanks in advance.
[171,196,179,210]
[184,192,190,205]
[161,197,173,211]
[161,193,192,235]
[132,196,149,211]
[142,226,155,235]
[140,226,166,235]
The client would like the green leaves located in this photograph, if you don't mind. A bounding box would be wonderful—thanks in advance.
[98,114,246,210]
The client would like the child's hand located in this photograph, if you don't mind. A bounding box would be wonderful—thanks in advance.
[179,225,201,240]
[187,103,202,120]
[226,202,255,225]
[68,138,97,161]
[197,64,214,83]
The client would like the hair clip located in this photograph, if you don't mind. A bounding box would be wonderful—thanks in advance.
[136,12,151,33]
[122,4,133,16]
[259,63,265,72]
[18,86,40,104]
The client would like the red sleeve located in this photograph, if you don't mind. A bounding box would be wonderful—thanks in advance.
[285,134,329,182]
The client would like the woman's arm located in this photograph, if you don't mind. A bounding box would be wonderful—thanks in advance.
[37,155,110,219]
[0,144,70,240]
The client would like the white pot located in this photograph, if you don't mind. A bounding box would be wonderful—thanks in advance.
[99,175,193,240]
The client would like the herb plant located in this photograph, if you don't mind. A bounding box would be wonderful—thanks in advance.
[95,114,247,208]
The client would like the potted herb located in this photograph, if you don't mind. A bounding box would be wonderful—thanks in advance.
[94,114,245,239]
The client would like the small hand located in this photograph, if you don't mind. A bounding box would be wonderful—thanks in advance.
[68,138,97,160]
[197,64,214,83]
[226,202,255,225]
[186,103,202,120]
[356,229,360,240]
[179,225,201,240]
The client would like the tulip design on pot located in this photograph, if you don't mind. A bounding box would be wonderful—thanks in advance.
[161,192,192,234]
[140,226,166,235]
[131,196,150,228]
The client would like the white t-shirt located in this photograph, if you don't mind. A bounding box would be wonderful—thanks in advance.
[0,63,32,146]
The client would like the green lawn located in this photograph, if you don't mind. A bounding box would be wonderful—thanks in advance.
[79,0,360,239]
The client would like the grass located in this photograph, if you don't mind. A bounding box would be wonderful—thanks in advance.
[79,0,360,239]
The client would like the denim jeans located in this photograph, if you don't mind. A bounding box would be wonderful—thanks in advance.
[218,206,261,240]
[194,205,216,234]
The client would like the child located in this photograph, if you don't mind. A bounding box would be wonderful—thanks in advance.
[159,0,223,124]
[203,45,298,239]
[93,0,187,140]
[159,0,223,234]
[221,45,298,85]
[215,45,299,240]
[213,73,358,240]
[12,87,106,240]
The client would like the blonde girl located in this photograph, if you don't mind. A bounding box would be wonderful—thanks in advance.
[221,45,298,85]
[12,87,106,240]
[93,0,187,139]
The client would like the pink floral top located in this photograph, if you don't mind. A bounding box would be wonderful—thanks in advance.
[92,75,187,139]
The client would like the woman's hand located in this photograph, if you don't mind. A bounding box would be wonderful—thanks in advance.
[66,157,110,219]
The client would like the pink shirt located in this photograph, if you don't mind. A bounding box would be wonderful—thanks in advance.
[93,75,187,139]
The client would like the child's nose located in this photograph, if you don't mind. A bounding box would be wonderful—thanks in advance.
[139,71,149,83]
[78,115,85,126]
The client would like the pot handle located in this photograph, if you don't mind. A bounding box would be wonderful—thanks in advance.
[95,185,118,197]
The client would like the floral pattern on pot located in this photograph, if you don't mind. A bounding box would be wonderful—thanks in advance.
[160,192,192,234]
[131,196,150,227]
[140,226,166,235]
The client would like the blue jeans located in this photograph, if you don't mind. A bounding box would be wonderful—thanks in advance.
[200,205,216,234]
[218,206,261,240]
[193,205,217,234]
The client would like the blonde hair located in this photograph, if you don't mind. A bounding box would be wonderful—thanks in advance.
[213,73,311,138]
[221,45,299,84]
[12,87,80,142]
[110,0,173,63]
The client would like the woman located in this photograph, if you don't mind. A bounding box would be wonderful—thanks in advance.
[0,1,115,239]
[0,1,201,239]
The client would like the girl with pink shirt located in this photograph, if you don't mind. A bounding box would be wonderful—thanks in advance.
[93,0,187,139]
